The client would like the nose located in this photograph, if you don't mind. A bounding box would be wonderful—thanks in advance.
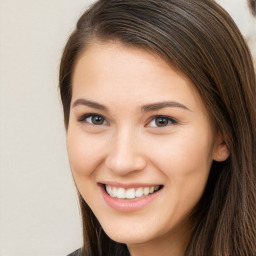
[105,128,147,176]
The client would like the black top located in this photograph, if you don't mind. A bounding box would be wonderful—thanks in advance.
[67,244,130,255]
[67,248,81,256]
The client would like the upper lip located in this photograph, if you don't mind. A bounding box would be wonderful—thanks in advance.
[98,182,162,189]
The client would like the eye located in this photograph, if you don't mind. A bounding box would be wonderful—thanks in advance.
[79,114,107,125]
[147,115,177,127]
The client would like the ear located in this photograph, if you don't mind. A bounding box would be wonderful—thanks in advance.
[212,133,230,162]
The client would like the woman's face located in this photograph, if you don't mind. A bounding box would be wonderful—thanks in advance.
[67,42,225,253]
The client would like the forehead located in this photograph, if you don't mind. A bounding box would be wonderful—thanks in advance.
[71,41,204,113]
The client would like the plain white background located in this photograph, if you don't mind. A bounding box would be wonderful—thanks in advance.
[0,1,255,256]
[0,1,95,255]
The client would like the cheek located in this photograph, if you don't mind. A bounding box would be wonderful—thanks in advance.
[66,128,109,201]
[148,130,214,222]
[66,128,105,176]
[148,128,214,184]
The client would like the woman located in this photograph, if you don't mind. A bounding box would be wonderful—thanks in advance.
[59,0,256,255]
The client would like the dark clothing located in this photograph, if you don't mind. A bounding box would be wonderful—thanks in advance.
[67,244,130,256]
[67,248,81,256]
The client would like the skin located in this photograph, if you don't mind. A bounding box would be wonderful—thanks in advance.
[67,41,229,256]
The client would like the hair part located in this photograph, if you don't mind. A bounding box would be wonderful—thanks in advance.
[59,0,256,255]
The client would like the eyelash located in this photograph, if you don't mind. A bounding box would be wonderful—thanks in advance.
[78,114,178,127]
[146,115,178,127]
[78,113,108,125]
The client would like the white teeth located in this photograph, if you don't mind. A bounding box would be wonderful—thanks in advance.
[126,188,135,199]
[105,185,161,199]
[143,187,149,195]
[112,187,117,197]
[117,188,126,199]
[135,187,143,197]
[106,185,111,195]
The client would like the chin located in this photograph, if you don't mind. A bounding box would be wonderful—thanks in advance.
[106,230,153,245]
[100,219,163,245]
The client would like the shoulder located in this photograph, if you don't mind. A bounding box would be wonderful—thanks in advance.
[67,248,81,256]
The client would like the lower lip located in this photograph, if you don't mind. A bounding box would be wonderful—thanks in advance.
[99,185,162,212]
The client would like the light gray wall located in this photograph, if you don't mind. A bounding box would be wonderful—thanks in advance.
[0,1,95,255]
[216,0,256,66]
[0,1,254,256]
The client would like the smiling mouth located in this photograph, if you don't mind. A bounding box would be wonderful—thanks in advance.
[103,184,163,200]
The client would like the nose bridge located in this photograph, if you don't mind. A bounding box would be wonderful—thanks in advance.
[105,125,146,175]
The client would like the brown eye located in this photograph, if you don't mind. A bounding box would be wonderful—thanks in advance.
[91,115,105,125]
[147,116,177,127]
[79,114,107,125]
[155,117,169,127]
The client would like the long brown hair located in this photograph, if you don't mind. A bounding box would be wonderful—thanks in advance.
[248,0,256,16]
[59,0,256,255]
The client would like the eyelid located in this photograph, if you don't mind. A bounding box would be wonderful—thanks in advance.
[77,113,178,128]
[146,115,178,128]
[78,113,108,125]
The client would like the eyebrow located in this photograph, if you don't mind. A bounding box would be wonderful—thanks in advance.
[72,98,108,111]
[141,101,190,112]
[72,98,190,112]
